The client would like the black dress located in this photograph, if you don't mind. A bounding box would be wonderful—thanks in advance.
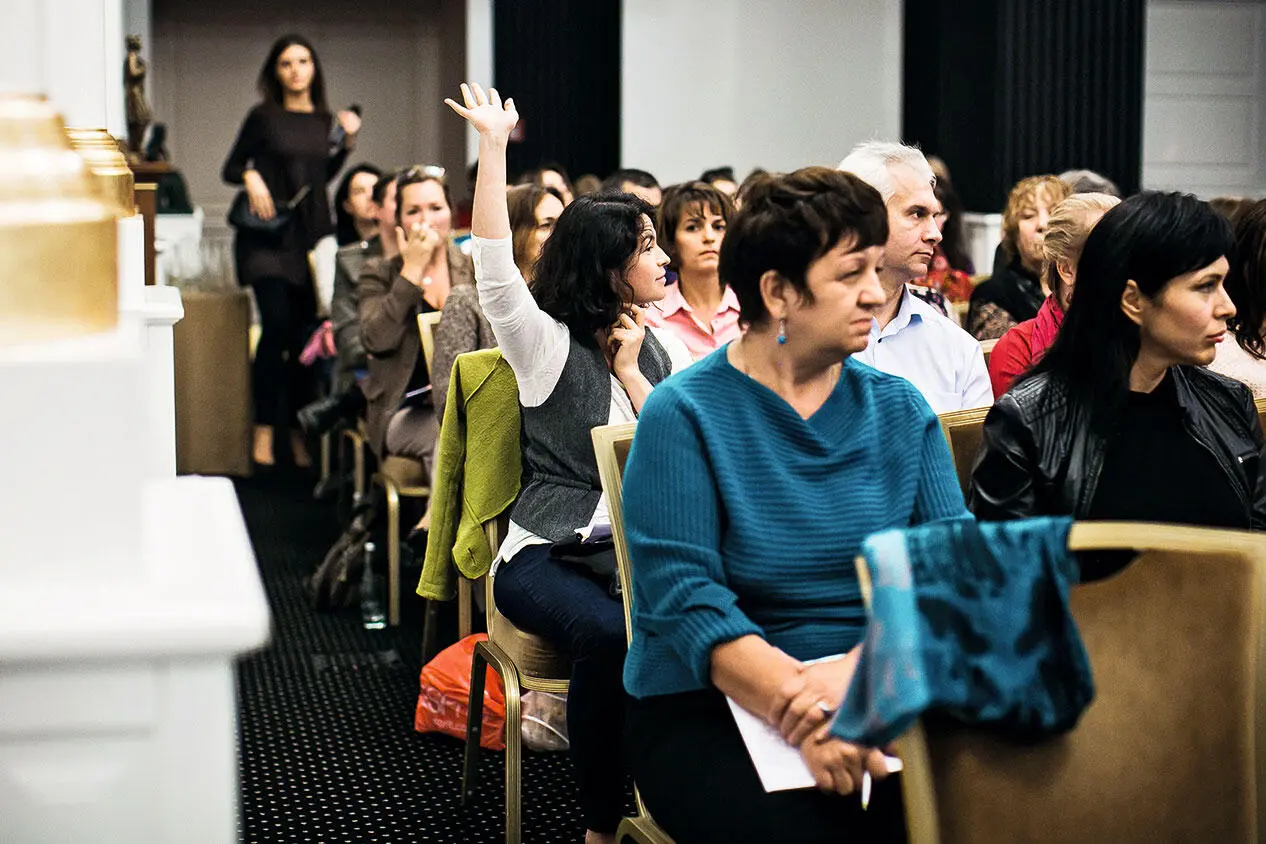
[222,103,350,431]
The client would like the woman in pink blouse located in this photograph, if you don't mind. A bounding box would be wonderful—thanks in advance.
[647,182,743,359]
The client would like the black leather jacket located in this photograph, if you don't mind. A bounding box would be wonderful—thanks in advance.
[969,366,1266,529]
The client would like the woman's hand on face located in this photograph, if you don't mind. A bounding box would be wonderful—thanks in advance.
[800,727,894,797]
[609,305,647,379]
[243,169,275,221]
[336,109,362,137]
[769,651,860,746]
[397,222,442,279]
[444,83,519,143]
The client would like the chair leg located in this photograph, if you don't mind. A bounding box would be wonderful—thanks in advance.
[462,643,490,803]
[502,656,523,844]
[457,577,473,639]
[420,599,440,664]
[380,477,401,626]
[319,431,331,483]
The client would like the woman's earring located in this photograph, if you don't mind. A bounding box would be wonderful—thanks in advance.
[777,318,787,345]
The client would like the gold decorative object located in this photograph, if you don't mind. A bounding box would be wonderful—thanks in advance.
[0,95,118,345]
[66,127,136,216]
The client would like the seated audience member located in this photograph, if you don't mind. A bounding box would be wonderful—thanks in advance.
[520,162,575,205]
[622,166,969,843]
[646,181,741,360]
[574,173,602,196]
[971,192,1266,577]
[1058,168,1120,197]
[447,83,689,844]
[333,163,382,246]
[358,165,471,476]
[1211,198,1266,396]
[839,141,991,412]
[1210,195,1250,223]
[913,164,975,301]
[601,168,662,207]
[699,166,739,198]
[299,168,398,435]
[988,193,1119,397]
[967,175,1071,340]
[735,167,769,209]
[506,183,565,283]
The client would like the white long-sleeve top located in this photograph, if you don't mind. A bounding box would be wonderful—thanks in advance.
[471,235,692,565]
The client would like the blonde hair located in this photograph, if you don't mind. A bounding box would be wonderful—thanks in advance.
[1001,175,1070,260]
[1041,192,1120,295]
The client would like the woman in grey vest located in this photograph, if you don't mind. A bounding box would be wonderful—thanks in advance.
[448,84,690,843]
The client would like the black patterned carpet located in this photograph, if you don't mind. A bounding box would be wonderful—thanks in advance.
[233,472,586,843]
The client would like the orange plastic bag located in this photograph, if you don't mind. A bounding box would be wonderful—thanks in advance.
[415,633,506,750]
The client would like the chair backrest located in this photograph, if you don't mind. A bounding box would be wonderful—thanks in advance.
[417,311,443,378]
[591,422,639,644]
[937,407,990,496]
[890,521,1266,844]
[979,338,997,368]
[1257,396,1266,436]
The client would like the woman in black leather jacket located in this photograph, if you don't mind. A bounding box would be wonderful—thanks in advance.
[970,192,1266,574]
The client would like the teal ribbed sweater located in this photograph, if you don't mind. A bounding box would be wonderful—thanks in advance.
[622,350,969,698]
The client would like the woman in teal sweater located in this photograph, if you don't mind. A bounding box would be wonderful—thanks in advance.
[622,167,969,843]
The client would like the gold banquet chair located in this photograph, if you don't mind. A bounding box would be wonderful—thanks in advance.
[367,311,444,626]
[978,337,997,369]
[937,407,990,497]
[458,369,571,844]
[591,422,676,844]
[866,522,1266,844]
[1256,396,1266,436]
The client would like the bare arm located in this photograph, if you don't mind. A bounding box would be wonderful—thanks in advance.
[445,83,515,240]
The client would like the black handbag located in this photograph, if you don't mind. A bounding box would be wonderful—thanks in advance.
[227,183,310,235]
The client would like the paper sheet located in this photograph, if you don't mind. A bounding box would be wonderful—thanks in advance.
[725,655,902,792]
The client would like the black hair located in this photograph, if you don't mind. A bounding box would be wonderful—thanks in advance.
[934,177,973,272]
[371,168,400,205]
[601,168,660,192]
[700,167,736,184]
[257,34,329,114]
[719,167,888,327]
[333,163,382,246]
[1227,198,1266,360]
[1024,191,1235,429]
[531,190,655,346]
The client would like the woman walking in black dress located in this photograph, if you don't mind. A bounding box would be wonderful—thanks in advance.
[223,33,361,467]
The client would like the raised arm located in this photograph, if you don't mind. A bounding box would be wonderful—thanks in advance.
[445,83,514,240]
[444,83,567,405]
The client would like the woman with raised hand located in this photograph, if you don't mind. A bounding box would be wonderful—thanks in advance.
[971,192,1266,578]
[446,83,689,844]
[621,167,969,842]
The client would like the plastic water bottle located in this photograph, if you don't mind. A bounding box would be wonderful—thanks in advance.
[360,541,386,630]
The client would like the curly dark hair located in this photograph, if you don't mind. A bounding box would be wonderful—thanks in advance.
[720,167,888,327]
[1227,198,1266,360]
[531,190,655,346]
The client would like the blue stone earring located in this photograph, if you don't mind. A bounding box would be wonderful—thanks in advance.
[777,318,787,345]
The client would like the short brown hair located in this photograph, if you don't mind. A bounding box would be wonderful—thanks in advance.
[719,167,888,328]
[394,165,451,228]
[1001,175,1070,260]
[655,181,736,274]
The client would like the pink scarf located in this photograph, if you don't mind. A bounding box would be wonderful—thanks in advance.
[1028,296,1064,363]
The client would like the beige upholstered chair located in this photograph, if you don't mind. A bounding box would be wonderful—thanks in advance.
[461,519,572,844]
[369,312,444,627]
[937,407,990,496]
[1256,396,1266,435]
[591,422,677,844]
[979,337,997,368]
[867,522,1266,844]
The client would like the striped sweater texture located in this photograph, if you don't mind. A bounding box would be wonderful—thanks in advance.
[622,350,969,698]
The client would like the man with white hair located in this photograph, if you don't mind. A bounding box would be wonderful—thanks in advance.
[838,141,991,412]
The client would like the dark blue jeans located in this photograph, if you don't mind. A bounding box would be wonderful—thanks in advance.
[493,543,627,833]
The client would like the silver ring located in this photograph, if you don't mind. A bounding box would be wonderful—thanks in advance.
[817,700,834,716]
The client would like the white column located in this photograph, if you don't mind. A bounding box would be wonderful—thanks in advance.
[0,0,125,134]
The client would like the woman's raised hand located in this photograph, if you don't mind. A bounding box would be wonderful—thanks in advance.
[444,83,519,142]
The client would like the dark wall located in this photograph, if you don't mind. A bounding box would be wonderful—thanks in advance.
[494,0,621,183]
[903,0,1145,211]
